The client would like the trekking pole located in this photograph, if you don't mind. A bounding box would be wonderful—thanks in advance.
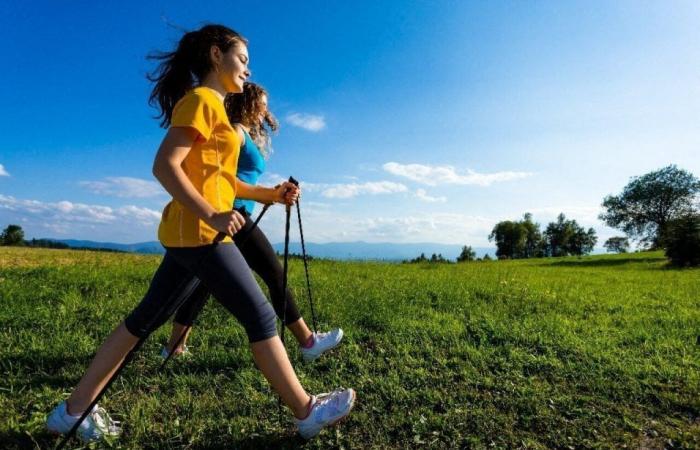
[159,203,273,370]
[293,194,319,333]
[56,232,229,449]
[281,204,291,347]
[278,179,293,416]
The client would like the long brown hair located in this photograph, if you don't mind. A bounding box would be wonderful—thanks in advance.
[147,24,247,128]
[225,82,278,158]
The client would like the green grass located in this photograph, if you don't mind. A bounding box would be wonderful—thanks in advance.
[0,247,698,449]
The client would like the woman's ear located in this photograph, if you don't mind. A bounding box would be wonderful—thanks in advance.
[210,45,222,69]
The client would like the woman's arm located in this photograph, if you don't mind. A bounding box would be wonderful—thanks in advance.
[236,178,299,205]
[152,127,245,236]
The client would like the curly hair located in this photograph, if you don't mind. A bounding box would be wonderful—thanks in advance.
[225,82,278,158]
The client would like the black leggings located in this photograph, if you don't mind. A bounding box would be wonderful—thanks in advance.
[172,208,302,329]
[124,243,278,343]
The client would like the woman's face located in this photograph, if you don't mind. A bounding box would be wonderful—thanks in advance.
[216,42,250,93]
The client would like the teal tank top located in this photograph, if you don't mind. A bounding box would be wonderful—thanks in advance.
[234,131,266,215]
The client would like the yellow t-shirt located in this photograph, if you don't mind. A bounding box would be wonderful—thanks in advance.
[158,87,240,247]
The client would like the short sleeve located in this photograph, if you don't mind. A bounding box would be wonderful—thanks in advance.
[171,91,218,140]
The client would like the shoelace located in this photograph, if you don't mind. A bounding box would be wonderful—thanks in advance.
[90,406,121,434]
[315,331,334,341]
[314,332,326,341]
[313,388,347,415]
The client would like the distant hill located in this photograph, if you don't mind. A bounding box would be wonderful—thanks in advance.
[271,241,494,261]
[46,239,495,260]
[49,239,165,254]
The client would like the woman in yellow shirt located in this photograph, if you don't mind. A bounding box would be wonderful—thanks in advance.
[163,82,344,364]
[47,24,355,443]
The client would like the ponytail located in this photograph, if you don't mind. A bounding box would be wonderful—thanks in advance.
[147,24,247,128]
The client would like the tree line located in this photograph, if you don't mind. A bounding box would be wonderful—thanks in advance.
[0,225,123,253]
[488,212,597,259]
[463,164,700,266]
[5,165,699,266]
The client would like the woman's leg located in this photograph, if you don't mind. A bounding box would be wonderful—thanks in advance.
[250,337,311,418]
[66,323,138,414]
[287,319,313,345]
[235,212,313,345]
[166,322,191,355]
[66,253,194,413]
[167,282,211,354]
[169,243,311,417]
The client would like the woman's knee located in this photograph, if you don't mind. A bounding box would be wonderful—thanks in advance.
[124,308,168,338]
[244,303,278,343]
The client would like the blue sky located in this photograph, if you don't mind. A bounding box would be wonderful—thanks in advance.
[1,1,699,246]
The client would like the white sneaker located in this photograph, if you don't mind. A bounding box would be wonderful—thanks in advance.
[294,388,356,439]
[160,345,190,359]
[46,401,121,442]
[300,329,344,362]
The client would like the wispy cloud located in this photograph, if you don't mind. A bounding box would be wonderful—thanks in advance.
[0,164,9,177]
[415,189,446,203]
[305,181,408,199]
[79,177,165,198]
[286,113,326,132]
[259,172,286,186]
[0,195,161,229]
[526,205,603,225]
[383,162,532,186]
[258,207,495,245]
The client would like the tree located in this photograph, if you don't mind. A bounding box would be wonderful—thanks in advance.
[543,213,597,256]
[569,226,598,255]
[429,253,448,263]
[543,214,573,257]
[1,224,25,246]
[604,236,630,253]
[663,214,700,267]
[521,213,545,257]
[489,220,527,259]
[489,214,544,259]
[456,246,476,262]
[599,165,700,248]
[405,253,428,264]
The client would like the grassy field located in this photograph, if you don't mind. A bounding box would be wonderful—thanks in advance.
[0,246,698,449]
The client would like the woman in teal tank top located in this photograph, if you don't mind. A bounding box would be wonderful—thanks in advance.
[233,130,266,215]
[165,82,344,362]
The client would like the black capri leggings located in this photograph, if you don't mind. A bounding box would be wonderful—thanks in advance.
[124,242,278,343]
[173,208,301,329]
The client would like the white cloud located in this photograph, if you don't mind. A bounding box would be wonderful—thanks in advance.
[302,201,332,209]
[526,205,603,225]
[80,177,165,198]
[286,113,326,132]
[259,172,286,186]
[304,181,408,199]
[383,162,532,186]
[0,195,162,238]
[415,189,446,203]
[0,164,9,177]
[257,204,495,246]
[114,205,163,225]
